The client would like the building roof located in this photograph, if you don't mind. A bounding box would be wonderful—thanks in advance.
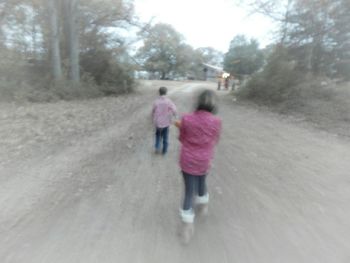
[202,63,223,72]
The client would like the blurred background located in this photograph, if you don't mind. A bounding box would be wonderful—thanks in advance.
[1,0,348,101]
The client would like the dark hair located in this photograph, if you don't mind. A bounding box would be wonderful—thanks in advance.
[159,87,167,95]
[196,89,218,114]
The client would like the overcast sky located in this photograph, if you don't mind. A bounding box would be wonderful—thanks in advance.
[134,0,278,52]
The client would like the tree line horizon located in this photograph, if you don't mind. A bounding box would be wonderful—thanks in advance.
[0,0,348,101]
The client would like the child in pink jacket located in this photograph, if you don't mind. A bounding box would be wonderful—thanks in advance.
[176,89,222,243]
[152,87,177,154]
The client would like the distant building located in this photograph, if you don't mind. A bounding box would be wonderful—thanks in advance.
[202,63,227,81]
[134,70,150,79]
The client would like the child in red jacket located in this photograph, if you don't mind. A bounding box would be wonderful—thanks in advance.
[176,89,222,244]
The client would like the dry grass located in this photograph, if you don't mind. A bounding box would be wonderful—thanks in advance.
[239,78,350,137]
[294,81,350,136]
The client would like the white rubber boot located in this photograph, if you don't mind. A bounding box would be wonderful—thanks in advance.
[179,209,195,244]
[195,193,209,216]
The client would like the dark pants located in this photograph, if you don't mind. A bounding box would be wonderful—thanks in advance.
[182,171,207,210]
[155,127,169,154]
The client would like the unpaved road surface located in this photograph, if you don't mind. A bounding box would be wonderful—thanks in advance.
[1,81,350,263]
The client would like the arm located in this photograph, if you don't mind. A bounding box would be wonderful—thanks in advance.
[168,99,178,118]
[179,117,186,143]
[174,120,181,128]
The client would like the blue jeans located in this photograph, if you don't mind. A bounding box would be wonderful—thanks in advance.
[155,127,169,154]
[182,171,207,210]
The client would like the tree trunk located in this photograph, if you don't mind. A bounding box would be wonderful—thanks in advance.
[280,0,292,45]
[161,72,166,80]
[64,0,80,82]
[47,0,62,80]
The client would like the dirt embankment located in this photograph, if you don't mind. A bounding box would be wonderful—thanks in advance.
[0,80,187,168]
[239,80,350,138]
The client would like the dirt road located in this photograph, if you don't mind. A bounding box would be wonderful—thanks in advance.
[1,81,350,263]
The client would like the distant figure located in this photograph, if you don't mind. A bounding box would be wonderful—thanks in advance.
[175,89,222,244]
[217,75,222,90]
[151,87,177,155]
[224,76,229,90]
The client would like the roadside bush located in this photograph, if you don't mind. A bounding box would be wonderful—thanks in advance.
[234,45,350,134]
[0,60,135,103]
[0,66,135,103]
[236,47,304,105]
[0,74,59,103]
[49,74,102,101]
[296,78,350,123]
[336,61,350,81]
[80,49,136,95]
[0,44,137,103]
[98,63,136,95]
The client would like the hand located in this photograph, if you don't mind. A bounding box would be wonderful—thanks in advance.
[174,120,181,128]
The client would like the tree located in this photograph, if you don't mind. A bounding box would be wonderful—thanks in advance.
[224,35,264,76]
[234,0,293,44]
[0,0,44,55]
[137,23,185,79]
[78,0,137,89]
[62,0,80,82]
[47,0,62,80]
[0,0,138,100]
[236,0,350,79]
[196,47,223,67]
[78,0,135,52]
[331,0,350,79]
[173,44,195,77]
